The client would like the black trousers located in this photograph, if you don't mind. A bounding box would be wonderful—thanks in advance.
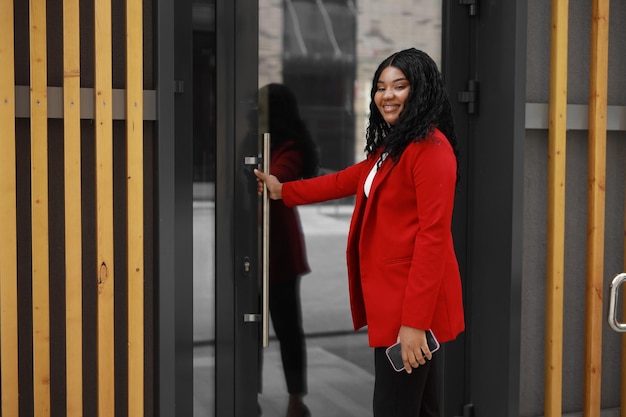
[373,347,440,417]
[269,277,307,395]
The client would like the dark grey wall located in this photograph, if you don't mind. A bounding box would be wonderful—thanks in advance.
[522,1,626,416]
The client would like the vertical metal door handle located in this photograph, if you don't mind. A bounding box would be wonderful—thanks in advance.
[261,133,271,347]
[608,272,626,332]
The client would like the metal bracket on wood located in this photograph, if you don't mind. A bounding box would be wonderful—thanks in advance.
[458,80,478,115]
[459,0,478,16]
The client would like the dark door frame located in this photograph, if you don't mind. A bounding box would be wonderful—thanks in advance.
[215,0,262,416]
[443,2,528,417]
[440,2,473,416]
[155,0,262,415]
[154,0,528,416]
[156,0,194,416]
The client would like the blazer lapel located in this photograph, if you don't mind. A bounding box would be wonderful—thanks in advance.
[362,151,393,224]
[368,153,392,197]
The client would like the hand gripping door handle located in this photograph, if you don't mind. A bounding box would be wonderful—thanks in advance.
[608,273,626,333]
[261,133,271,347]
[242,134,270,347]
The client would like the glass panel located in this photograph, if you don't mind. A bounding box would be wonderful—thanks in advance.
[192,1,217,416]
[258,1,442,416]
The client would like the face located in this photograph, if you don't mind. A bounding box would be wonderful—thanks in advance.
[374,66,410,126]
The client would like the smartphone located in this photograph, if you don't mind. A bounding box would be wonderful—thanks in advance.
[385,329,440,372]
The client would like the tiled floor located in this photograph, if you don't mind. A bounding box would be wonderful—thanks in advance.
[193,202,377,416]
[259,332,375,417]
[194,331,376,417]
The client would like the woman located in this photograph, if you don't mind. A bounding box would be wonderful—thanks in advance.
[255,49,464,417]
[261,83,319,417]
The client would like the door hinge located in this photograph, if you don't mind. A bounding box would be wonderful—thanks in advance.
[458,80,478,115]
[455,403,474,417]
[173,80,184,94]
[459,0,478,16]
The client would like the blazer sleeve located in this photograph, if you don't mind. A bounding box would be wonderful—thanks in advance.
[282,158,370,206]
[401,136,458,329]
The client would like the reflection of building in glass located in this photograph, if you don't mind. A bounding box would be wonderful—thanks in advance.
[193,1,217,185]
[261,0,357,172]
[191,0,441,184]
[259,0,441,166]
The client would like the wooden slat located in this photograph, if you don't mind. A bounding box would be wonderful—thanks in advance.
[544,1,568,417]
[95,0,115,415]
[0,0,19,415]
[126,0,145,416]
[63,0,83,415]
[583,1,609,417]
[30,0,51,416]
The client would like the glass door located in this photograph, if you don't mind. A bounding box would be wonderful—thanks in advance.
[192,1,218,416]
[192,1,450,416]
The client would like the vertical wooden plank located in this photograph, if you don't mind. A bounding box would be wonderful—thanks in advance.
[63,0,83,415]
[545,1,568,417]
[126,0,145,416]
[583,1,609,417]
[30,0,51,416]
[0,0,19,415]
[95,0,115,415]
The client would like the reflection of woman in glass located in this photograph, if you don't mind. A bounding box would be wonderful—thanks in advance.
[261,83,319,417]
[256,49,464,417]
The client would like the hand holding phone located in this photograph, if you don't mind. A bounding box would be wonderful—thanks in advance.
[385,329,440,372]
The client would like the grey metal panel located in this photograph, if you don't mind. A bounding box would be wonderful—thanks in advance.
[525,103,626,131]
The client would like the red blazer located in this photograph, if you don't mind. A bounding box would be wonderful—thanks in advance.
[283,129,464,347]
[269,141,310,284]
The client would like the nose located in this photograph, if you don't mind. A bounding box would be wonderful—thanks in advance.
[383,87,396,100]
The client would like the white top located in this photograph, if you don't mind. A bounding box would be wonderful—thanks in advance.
[364,152,388,197]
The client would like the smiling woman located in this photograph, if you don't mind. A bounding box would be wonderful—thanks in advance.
[254,47,463,417]
[374,66,411,126]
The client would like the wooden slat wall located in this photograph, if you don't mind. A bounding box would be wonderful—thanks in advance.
[545,1,615,417]
[63,0,83,415]
[30,0,52,415]
[0,0,19,415]
[94,0,116,415]
[544,1,568,417]
[583,1,610,417]
[126,0,145,414]
[2,0,148,416]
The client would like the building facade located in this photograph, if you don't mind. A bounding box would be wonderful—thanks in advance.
[1,1,625,416]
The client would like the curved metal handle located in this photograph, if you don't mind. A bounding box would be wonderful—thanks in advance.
[261,133,271,347]
[608,272,626,333]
